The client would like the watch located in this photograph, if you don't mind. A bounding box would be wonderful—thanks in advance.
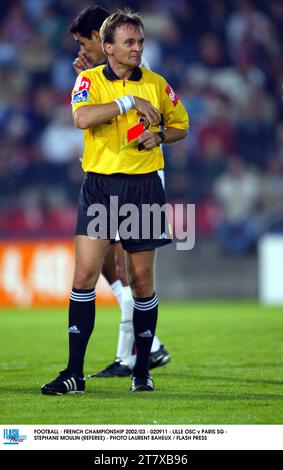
[157,131,165,144]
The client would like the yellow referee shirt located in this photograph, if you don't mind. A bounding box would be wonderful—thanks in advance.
[71,64,189,175]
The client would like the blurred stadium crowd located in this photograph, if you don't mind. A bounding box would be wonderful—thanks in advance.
[1,0,283,254]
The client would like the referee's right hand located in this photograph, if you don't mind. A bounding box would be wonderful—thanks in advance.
[133,96,161,125]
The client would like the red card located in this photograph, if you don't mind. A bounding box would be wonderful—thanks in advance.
[127,122,145,142]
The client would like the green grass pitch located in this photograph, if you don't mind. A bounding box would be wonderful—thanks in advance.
[0,302,283,425]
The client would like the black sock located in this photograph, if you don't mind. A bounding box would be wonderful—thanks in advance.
[67,287,95,377]
[133,293,158,378]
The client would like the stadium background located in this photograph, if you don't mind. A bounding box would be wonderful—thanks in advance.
[0,0,283,426]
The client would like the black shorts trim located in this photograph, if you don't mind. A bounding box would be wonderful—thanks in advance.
[124,239,172,253]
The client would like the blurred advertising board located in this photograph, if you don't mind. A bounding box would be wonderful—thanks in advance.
[259,234,283,305]
[0,240,115,308]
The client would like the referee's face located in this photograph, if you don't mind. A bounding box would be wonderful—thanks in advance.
[108,25,144,68]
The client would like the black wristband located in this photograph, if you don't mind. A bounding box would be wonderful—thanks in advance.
[157,131,165,144]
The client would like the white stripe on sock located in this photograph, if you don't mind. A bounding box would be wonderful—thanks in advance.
[134,302,159,311]
[70,297,95,302]
[134,294,158,306]
[70,296,95,301]
[70,290,95,297]
[134,295,158,304]
[134,295,159,311]
[70,290,96,302]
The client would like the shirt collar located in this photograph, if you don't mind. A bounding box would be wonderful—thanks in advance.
[103,63,142,81]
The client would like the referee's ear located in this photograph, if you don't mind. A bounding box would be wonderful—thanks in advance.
[104,42,113,56]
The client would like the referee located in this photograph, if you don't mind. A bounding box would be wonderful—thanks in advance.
[42,9,189,394]
[70,5,172,378]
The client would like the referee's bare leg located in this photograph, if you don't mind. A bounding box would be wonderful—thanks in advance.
[73,235,110,289]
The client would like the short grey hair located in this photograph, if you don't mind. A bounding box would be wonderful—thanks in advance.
[100,9,144,45]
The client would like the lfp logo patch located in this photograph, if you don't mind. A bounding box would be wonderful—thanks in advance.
[165,85,179,106]
[73,75,91,93]
[3,428,27,445]
[72,89,89,104]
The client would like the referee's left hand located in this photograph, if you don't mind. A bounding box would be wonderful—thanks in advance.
[137,130,162,150]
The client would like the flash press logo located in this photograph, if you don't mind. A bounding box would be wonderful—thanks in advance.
[87,197,195,251]
[3,428,27,445]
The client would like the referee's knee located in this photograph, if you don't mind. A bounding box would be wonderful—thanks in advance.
[128,275,154,298]
[73,269,97,290]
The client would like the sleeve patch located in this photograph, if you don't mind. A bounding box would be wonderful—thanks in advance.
[165,85,179,106]
[73,75,91,93]
[72,89,89,104]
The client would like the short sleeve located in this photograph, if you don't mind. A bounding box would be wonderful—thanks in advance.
[71,71,99,115]
[159,78,189,131]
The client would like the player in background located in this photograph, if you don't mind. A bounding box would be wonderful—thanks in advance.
[69,6,170,378]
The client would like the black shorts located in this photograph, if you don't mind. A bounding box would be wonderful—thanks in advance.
[75,171,172,253]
